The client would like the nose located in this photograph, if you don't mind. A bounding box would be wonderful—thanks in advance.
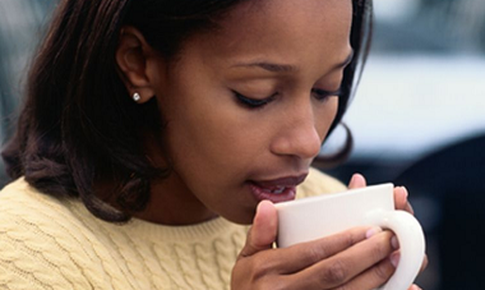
[270,105,324,160]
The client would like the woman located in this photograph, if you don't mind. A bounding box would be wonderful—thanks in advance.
[0,0,423,289]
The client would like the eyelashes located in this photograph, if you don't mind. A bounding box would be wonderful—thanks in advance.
[233,91,277,108]
[312,88,342,101]
[233,88,342,109]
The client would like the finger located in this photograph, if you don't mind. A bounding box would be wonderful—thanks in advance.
[385,251,427,282]
[393,186,414,215]
[348,173,367,189]
[404,199,415,216]
[396,187,414,215]
[393,186,408,210]
[238,200,278,259]
[291,230,395,289]
[420,254,428,273]
[333,255,396,290]
[408,284,423,290]
[393,186,409,211]
[275,226,380,273]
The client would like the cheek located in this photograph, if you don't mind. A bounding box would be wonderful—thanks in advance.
[163,92,254,180]
[157,70,258,184]
[316,98,340,138]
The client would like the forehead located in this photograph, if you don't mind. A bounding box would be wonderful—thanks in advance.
[197,0,353,65]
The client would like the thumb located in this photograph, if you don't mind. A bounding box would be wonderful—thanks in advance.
[348,173,367,189]
[238,200,278,259]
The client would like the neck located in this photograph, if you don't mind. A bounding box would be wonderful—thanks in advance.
[132,173,219,225]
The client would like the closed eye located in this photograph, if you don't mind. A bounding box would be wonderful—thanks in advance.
[312,88,342,102]
[233,90,277,109]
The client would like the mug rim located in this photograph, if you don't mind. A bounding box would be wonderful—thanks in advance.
[274,182,394,209]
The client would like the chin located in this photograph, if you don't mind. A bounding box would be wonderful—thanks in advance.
[222,209,256,225]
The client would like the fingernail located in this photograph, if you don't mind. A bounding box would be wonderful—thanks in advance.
[391,236,399,250]
[401,186,409,199]
[365,227,382,239]
[390,252,400,268]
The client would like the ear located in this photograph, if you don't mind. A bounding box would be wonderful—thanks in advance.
[116,26,160,103]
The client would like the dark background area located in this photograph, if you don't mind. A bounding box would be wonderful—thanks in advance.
[1,1,484,289]
[321,0,485,289]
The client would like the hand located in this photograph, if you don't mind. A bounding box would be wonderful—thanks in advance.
[231,200,398,290]
[348,173,428,290]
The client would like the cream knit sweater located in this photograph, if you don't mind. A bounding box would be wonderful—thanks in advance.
[0,168,346,290]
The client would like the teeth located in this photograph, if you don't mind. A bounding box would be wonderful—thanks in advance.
[257,185,287,194]
[272,186,286,194]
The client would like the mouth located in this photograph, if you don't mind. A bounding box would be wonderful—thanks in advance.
[248,174,308,203]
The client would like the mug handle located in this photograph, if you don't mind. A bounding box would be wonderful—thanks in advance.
[366,210,426,290]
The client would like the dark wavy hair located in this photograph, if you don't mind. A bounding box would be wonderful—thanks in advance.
[2,0,373,222]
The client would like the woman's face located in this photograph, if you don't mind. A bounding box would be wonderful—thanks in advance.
[145,0,353,225]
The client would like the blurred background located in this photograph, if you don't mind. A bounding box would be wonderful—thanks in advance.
[0,1,484,289]
[0,0,57,184]
[324,0,485,289]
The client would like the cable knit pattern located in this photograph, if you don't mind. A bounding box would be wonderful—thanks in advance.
[0,168,346,289]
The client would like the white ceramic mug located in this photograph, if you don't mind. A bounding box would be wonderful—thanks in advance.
[275,183,425,290]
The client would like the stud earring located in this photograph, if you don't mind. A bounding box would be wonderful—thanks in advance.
[132,92,141,102]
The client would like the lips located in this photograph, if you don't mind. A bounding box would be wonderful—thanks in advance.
[248,174,307,203]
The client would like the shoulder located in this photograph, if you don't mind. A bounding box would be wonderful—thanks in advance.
[0,178,82,236]
[0,179,115,289]
[296,167,347,199]
[0,177,70,214]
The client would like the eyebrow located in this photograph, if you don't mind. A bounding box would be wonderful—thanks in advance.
[231,50,355,73]
[231,61,296,73]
